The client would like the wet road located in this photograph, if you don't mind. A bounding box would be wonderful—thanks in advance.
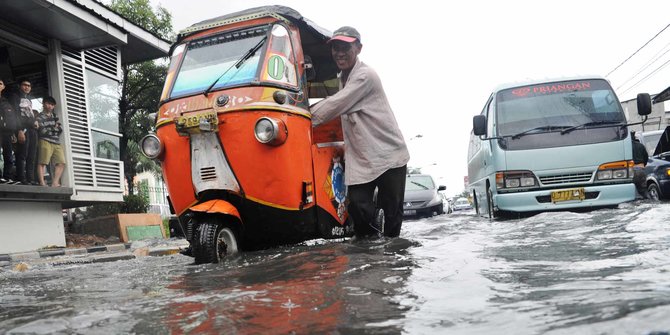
[2,202,670,334]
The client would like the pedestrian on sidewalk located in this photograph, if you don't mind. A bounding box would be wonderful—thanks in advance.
[36,96,65,187]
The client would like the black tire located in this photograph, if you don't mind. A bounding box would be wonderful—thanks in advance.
[472,191,479,216]
[487,188,497,219]
[436,204,444,215]
[193,220,239,264]
[647,182,661,201]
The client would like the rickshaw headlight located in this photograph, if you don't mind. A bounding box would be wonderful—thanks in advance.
[140,134,163,159]
[254,117,288,146]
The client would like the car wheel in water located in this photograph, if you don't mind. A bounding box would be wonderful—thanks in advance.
[647,183,661,201]
[193,220,239,264]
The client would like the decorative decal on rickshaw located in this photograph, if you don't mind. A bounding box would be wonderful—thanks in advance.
[324,157,347,222]
[223,95,253,108]
[267,55,286,80]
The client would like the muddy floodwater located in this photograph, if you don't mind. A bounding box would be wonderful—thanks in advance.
[2,202,670,334]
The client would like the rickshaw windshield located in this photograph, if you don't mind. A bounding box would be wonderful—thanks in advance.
[169,26,270,99]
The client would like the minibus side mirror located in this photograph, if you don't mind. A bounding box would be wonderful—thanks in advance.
[438,185,446,191]
[637,93,651,116]
[473,115,487,136]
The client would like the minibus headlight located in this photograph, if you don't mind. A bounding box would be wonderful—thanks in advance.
[254,117,288,146]
[596,160,633,180]
[140,134,163,159]
[505,178,520,188]
[497,170,538,190]
[520,177,536,187]
[612,169,628,179]
[597,170,613,180]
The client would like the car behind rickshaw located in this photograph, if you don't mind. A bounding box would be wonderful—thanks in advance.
[141,6,352,263]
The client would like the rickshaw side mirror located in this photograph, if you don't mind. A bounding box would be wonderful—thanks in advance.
[304,55,316,81]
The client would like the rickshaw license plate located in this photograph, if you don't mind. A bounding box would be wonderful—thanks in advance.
[551,188,585,203]
[176,111,218,133]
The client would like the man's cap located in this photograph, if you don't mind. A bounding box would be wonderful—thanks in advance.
[328,26,361,44]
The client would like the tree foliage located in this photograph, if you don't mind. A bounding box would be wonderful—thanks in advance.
[108,0,174,193]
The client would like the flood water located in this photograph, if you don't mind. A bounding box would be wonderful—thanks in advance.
[2,202,670,334]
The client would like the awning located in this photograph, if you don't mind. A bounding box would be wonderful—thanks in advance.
[653,86,670,104]
[0,0,170,63]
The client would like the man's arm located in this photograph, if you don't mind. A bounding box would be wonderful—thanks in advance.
[311,70,371,126]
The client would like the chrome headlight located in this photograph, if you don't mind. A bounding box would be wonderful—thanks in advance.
[254,117,287,146]
[596,160,633,180]
[140,134,163,159]
[496,170,538,190]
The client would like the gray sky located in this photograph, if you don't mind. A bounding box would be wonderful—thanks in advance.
[152,0,670,196]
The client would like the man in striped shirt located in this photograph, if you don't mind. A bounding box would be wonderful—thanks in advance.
[36,96,65,187]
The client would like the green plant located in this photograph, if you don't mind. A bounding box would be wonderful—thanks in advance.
[84,193,150,219]
[162,218,170,238]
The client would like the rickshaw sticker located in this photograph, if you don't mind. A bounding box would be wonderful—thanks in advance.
[267,55,286,80]
[329,157,347,221]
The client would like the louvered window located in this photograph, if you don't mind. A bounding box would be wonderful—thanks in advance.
[62,46,123,191]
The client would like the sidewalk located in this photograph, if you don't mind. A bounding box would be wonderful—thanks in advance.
[0,238,190,268]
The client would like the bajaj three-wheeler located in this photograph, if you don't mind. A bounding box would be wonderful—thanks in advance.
[140,6,351,263]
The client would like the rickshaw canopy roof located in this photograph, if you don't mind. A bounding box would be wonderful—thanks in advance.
[176,5,338,82]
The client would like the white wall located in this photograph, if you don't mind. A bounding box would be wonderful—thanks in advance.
[0,202,65,254]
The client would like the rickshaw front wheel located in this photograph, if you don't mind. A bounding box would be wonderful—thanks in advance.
[193,221,239,264]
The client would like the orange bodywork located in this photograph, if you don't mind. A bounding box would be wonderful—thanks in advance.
[155,13,348,234]
[190,199,241,221]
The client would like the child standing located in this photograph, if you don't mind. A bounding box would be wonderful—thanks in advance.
[36,96,65,187]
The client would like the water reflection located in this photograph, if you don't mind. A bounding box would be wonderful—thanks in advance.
[162,238,417,334]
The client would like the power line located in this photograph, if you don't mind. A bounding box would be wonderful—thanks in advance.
[606,23,670,77]
[620,57,670,96]
[615,41,670,91]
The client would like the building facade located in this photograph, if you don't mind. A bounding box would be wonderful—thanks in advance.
[0,0,169,253]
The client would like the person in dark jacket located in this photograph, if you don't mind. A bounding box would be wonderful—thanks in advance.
[12,79,39,185]
[631,131,648,197]
[0,78,20,184]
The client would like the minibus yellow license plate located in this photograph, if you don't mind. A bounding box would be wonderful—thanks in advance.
[551,188,585,203]
[176,111,218,133]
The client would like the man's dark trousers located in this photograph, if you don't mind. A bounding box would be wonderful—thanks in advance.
[347,165,407,238]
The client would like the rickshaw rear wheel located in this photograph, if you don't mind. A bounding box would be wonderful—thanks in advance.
[193,221,239,264]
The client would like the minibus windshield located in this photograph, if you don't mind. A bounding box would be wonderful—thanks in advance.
[495,79,627,150]
[497,79,625,136]
[169,27,269,98]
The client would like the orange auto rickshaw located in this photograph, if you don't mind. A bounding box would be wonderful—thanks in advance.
[140,6,351,263]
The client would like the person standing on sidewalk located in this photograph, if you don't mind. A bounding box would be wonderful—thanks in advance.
[310,26,410,239]
[12,79,39,185]
[36,96,65,187]
[0,78,20,184]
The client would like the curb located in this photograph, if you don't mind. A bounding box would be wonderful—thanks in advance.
[0,241,189,268]
[0,243,132,263]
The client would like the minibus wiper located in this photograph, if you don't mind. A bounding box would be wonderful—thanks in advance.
[510,126,567,139]
[203,36,268,97]
[560,121,624,135]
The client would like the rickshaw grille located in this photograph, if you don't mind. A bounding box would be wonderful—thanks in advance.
[200,167,217,181]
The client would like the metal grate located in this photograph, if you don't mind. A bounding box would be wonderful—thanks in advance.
[200,167,217,181]
[72,157,94,187]
[539,172,593,185]
[95,159,123,188]
[84,47,119,78]
[62,60,91,156]
[61,45,82,62]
